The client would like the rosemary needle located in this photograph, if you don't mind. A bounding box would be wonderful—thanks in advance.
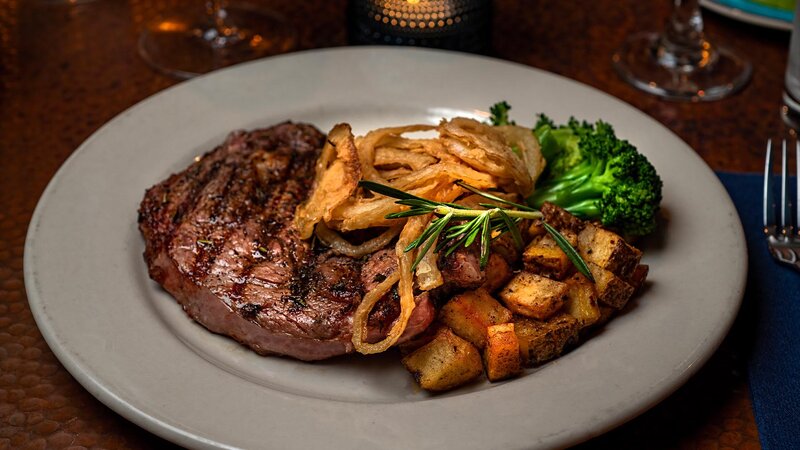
[358,180,594,281]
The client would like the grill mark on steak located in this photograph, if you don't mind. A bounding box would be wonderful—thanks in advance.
[238,145,316,302]
[199,134,314,306]
[139,150,228,264]
[190,163,240,281]
[231,185,309,304]
[282,261,320,308]
[201,173,275,300]
[139,122,436,361]
[171,157,225,227]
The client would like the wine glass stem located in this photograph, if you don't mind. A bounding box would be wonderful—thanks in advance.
[205,0,242,48]
[658,0,716,72]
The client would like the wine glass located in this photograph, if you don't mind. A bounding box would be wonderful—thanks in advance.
[138,0,296,79]
[612,0,752,101]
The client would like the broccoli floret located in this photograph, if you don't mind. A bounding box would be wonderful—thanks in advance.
[489,101,516,126]
[534,116,583,176]
[527,117,662,236]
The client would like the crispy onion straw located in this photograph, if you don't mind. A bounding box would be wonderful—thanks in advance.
[439,117,534,195]
[379,135,460,163]
[415,181,465,290]
[356,124,436,183]
[415,243,442,291]
[328,184,441,231]
[374,147,437,170]
[351,216,427,354]
[495,124,547,182]
[350,271,401,354]
[294,124,361,239]
[389,162,495,191]
[315,223,403,258]
[379,168,413,180]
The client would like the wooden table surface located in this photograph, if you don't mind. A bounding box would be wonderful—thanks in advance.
[1,0,791,448]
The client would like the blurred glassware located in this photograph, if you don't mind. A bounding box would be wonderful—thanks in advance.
[348,0,491,54]
[138,0,296,79]
[38,0,99,4]
[783,1,800,129]
[612,0,752,101]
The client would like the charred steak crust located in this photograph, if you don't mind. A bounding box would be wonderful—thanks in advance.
[138,122,434,361]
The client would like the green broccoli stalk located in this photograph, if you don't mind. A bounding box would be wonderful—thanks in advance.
[489,101,516,126]
[526,115,663,236]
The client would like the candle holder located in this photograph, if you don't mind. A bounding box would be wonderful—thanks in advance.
[348,0,492,54]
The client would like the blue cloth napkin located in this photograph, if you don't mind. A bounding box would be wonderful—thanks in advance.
[717,172,800,450]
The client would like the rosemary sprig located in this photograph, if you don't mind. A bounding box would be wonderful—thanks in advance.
[358,180,594,281]
[541,221,593,282]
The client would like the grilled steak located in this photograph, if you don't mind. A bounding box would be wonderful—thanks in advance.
[138,123,437,361]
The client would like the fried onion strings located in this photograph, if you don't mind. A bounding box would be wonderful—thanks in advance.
[294,117,546,355]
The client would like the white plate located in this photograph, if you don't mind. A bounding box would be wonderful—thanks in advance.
[701,0,794,31]
[24,47,746,450]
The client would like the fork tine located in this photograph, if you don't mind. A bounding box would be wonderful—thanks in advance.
[781,140,789,234]
[763,140,800,272]
[763,139,774,230]
[796,141,800,236]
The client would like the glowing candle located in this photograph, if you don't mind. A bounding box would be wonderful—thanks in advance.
[348,0,491,53]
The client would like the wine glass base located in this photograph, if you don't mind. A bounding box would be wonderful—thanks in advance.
[139,4,296,79]
[38,0,100,4]
[612,32,752,102]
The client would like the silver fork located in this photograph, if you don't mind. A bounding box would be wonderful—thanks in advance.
[763,139,800,272]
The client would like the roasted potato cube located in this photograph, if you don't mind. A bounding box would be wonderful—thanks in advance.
[439,289,513,349]
[481,253,513,292]
[483,323,522,382]
[587,262,635,309]
[401,327,483,392]
[524,244,567,276]
[564,273,600,328]
[578,224,642,278]
[540,202,585,234]
[627,264,649,295]
[594,305,617,327]
[526,219,547,239]
[522,231,578,279]
[499,272,568,320]
[490,233,521,265]
[514,313,580,366]
[396,323,442,355]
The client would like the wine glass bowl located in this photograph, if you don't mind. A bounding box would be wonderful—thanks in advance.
[139,1,296,79]
[612,0,752,102]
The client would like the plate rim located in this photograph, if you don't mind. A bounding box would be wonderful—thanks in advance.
[23,46,747,449]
